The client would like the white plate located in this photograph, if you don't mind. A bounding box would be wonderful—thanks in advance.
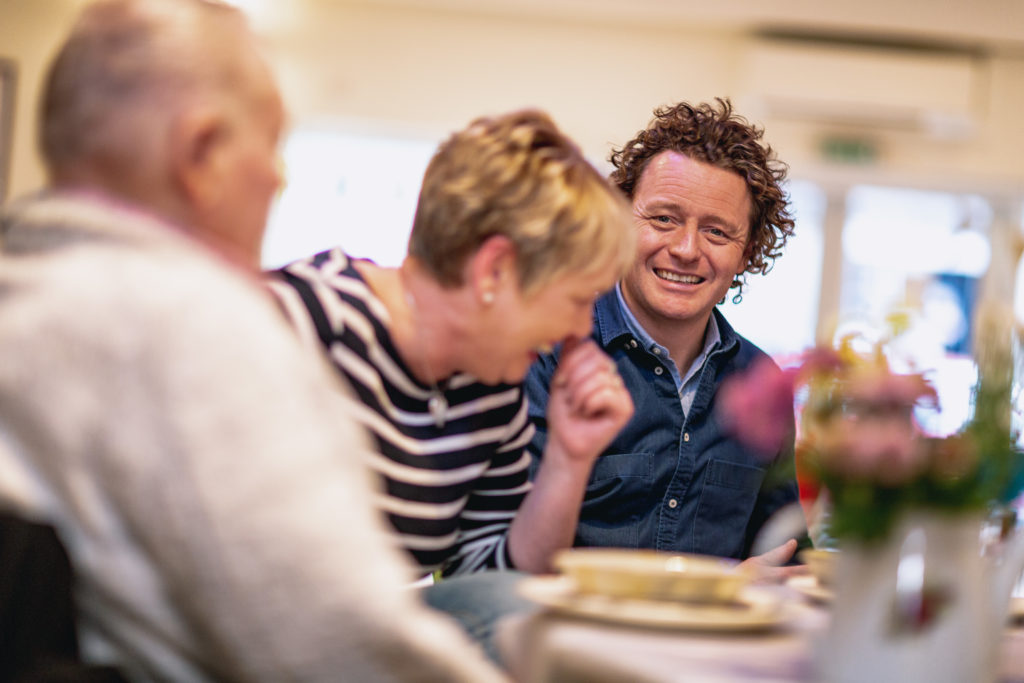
[787,574,833,604]
[519,576,792,632]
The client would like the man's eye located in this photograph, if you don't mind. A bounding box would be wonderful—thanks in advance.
[652,215,672,224]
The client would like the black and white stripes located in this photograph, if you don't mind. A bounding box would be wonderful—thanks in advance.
[268,248,533,574]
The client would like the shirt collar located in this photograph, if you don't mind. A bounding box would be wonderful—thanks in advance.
[614,282,661,354]
[682,312,721,384]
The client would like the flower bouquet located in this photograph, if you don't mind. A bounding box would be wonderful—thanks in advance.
[721,306,1022,545]
[720,304,1024,683]
[799,335,1016,543]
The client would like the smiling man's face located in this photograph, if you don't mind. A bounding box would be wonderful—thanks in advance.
[621,150,752,342]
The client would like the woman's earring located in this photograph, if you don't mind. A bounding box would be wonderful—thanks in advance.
[482,291,495,305]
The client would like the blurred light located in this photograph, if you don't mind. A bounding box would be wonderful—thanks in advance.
[843,186,991,277]
[223,0,299,33]
[262,127,438,269]
[719,179,825,358]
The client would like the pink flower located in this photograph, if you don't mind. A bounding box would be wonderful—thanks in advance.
[812,411,926,485]
[803,362,937,486]
[717,357,796,458]
[719,344,940,488]
[841,367,937,409]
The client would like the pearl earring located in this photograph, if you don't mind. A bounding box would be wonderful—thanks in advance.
[482,291,495,305]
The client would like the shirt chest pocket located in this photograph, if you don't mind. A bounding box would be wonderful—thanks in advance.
[577,453,653,548]
[590,452,652,481]
[693,459,766,558]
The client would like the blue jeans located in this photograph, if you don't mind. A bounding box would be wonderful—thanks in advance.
[420,570,534,667]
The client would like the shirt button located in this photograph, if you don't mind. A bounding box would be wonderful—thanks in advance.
[683,432,690,442]
[654,367,664,375]
[653,348,662,355]
[668,499,678,508]
[630,339,638,348]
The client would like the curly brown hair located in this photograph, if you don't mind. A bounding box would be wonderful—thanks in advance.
[609,98,795,301]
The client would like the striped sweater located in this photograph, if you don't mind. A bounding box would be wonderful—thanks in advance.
[268,248,533,574]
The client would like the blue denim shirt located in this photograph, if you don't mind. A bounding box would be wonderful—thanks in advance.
[524,291,800,560]
[614,282,720,419]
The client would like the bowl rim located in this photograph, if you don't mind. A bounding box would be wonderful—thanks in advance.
[554,548,746,578]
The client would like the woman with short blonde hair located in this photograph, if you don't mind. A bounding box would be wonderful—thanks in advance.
[270,109,634,578]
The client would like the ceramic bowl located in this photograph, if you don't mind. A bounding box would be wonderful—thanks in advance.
[799,547,840,587]
[553,548,751,604]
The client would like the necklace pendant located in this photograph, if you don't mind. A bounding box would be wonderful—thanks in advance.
[428,391,448,429]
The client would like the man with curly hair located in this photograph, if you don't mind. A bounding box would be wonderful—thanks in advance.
[525,99,804,571]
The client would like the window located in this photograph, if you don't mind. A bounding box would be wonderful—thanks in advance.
[837,185,993,437]
[719,179,825,360]
[262,127,437,269]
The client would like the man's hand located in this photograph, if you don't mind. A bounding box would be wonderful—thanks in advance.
[544,337,633,466]
[739,539,805,584]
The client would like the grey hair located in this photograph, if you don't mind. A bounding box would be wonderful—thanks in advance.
[40,0,250,175]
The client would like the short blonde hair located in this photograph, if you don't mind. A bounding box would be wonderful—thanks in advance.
[408,110,634,297]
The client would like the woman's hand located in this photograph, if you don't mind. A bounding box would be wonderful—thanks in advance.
[509,337,632,573]
[544,337,633,467]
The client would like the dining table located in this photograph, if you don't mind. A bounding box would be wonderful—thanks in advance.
[496,578,1024,682]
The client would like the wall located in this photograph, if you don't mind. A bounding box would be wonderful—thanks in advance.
[264,1,1024,196]
[1,0,1023,200]
[0,0,80,202]
[269,2,745,167]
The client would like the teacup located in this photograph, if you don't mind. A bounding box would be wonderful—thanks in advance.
[799,547,840,587]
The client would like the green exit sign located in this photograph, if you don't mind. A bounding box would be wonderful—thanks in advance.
[820,136,878,164]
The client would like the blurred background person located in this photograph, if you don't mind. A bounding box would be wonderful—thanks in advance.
[526,99,805,577]
[0,0,507,679]
[268,109,635,659]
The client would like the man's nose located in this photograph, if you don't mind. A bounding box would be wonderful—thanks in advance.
[667,225,699,260]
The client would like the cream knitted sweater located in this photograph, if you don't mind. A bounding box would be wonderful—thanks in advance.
[0,191,505,682]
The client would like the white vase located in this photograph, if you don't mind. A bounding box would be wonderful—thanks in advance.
[816,511,1006,683]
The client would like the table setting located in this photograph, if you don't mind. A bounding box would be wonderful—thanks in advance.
[519,549,797,634]
[499,546,822,683]
[499,543,1024,683]
[500,302,1024,682]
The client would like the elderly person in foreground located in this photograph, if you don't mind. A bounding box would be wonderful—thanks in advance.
[0,0,507,680]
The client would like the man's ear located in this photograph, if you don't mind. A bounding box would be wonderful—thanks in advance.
[467,234,517,304]
[169,107,227,209]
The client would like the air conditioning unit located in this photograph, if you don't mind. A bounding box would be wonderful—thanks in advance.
[738,38,981,139]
